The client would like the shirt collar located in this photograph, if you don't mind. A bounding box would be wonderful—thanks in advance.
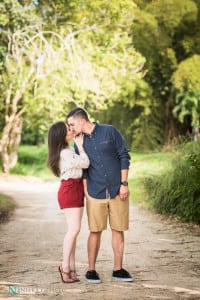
[84,122,98,138]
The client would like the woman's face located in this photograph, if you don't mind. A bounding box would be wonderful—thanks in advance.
[65,125,74,142]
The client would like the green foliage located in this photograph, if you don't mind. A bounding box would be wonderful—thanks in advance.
[143,141,200,223]
[0,0,38,71]
[131,102,165,151]
[173,91,200,129]
[0,1,145,152]
[172,55,200,129]
[93,78,162,151]
[132,0,200,145]
[146,0,197,33]
[173,55,200,92]
[16,145,47,164]
[36,0,137,31]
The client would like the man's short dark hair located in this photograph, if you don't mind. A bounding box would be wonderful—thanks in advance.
[67,107,89,121]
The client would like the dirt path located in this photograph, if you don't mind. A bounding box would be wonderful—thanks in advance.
[0,176,200,300]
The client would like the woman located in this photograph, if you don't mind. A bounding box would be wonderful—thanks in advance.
[47,121,89,283]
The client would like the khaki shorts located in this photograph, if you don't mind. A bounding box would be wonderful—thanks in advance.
[85,192,129,232]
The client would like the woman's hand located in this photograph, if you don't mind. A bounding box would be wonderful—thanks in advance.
[74,134,84,150]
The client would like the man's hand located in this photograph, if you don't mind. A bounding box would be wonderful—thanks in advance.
[119,185,129,201]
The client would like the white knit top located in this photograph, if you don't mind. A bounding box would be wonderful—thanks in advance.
[59,148,90,180]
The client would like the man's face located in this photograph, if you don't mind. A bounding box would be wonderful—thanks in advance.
[67,116,83,135]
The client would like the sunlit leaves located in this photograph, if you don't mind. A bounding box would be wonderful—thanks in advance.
[173,55,200,129]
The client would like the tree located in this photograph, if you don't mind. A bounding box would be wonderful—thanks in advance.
[173,55,200,139]
[0,0,38,172]
[131,0,199,145]
[0,21,144,172]
[2,0,150,169]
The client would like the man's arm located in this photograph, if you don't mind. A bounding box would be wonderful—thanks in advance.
[111,126,130,170]
[119,169,129,201]
[110,125,130,200]
[121,169,129,183]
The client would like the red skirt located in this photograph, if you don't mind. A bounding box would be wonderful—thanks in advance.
[58,178,84,209]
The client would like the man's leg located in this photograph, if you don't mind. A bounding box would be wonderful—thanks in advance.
[88,231,102,270]
[85,192,108,283]
[111,229,133,281]
[109,196,133,282]
[85,231,102,283]
[112,229,124,270]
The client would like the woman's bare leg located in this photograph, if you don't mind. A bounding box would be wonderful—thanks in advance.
[62,207,83,274]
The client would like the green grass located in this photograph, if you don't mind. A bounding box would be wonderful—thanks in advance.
[10,145,54,181]
[129,151,176,206]
[129,151,175,177]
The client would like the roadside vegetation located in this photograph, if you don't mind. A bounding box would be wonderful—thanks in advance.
[129,151,176,205]
[0,194,16,223]
[143,141,200,224]
[10,145,53,181]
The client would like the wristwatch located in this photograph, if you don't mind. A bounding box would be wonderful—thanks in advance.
[121,181,128,186]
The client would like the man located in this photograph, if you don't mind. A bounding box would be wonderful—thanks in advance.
[67,107,133,283]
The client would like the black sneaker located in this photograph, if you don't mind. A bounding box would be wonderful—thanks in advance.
[112,268,133,282]
[85,270,101,283]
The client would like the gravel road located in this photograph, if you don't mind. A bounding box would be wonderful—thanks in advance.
[0,176,200,300]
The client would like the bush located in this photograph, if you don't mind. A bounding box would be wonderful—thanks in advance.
[10,145,53,180]
[143,140,200,223]
[16,145,47,164]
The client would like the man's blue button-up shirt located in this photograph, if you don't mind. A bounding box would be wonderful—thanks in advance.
[81,123,130,199]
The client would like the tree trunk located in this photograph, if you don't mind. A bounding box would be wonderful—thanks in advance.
[193,126,200,141]
[165,95,182,144]
[0,115,22,173]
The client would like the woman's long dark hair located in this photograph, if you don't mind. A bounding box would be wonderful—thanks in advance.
[47,121,69,177]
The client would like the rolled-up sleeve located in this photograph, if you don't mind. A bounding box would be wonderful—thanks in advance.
[111,126,130,170]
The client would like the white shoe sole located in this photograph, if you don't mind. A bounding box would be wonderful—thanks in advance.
[85,278,101,284]
[112,277,134,282]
